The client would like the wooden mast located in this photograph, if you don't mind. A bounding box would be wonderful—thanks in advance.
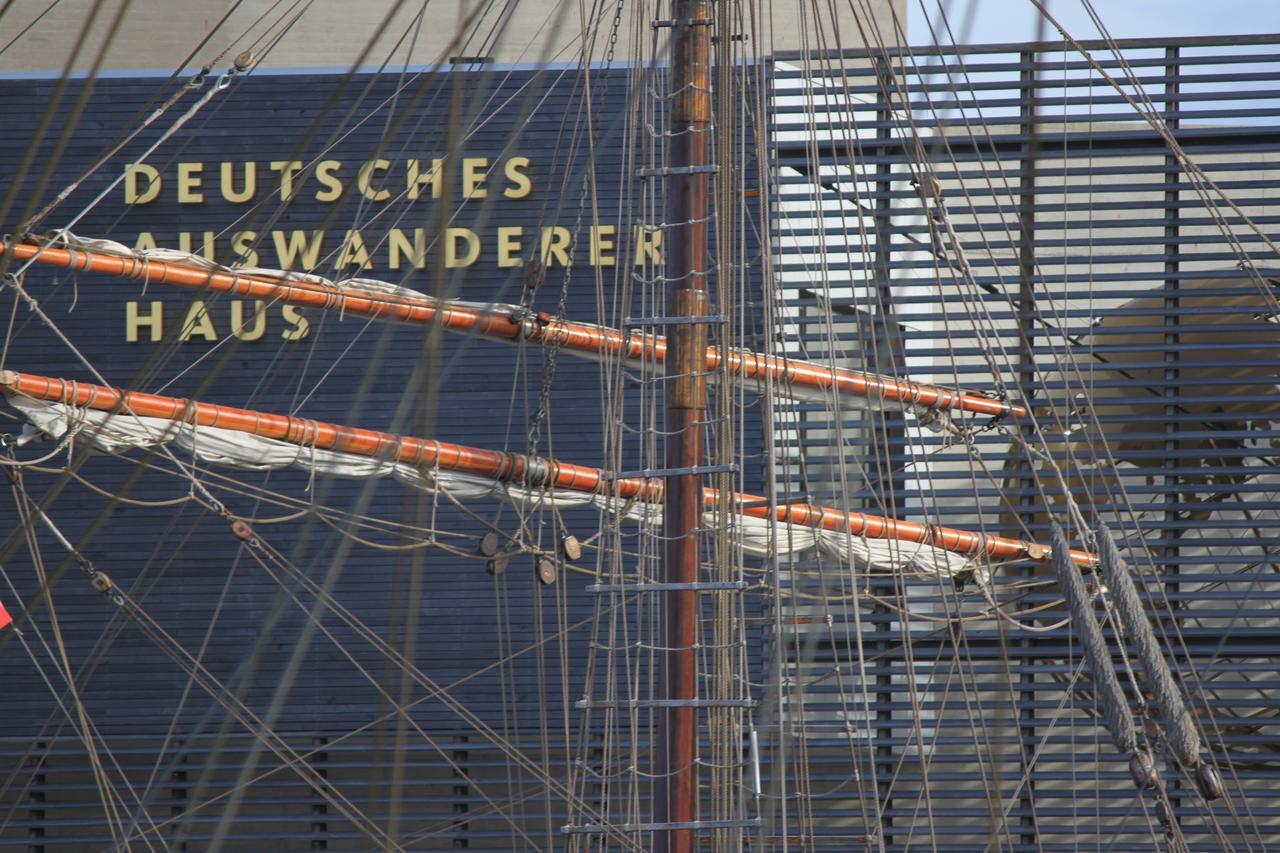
[657,2,714,849]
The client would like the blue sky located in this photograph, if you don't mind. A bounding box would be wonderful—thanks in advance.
[907,0,1280,45]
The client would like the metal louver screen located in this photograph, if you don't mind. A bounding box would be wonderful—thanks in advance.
[767,34,1280,849]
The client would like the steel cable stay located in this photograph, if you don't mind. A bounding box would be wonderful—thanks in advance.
[2,1,1280,845]
[2,0,552,467]
[5,24,721,829]
[24,455,688,580]
[135,7,604,837]
[108,591,641,850]
[896,18,1279,844]
[768,31,1111,835]
[1036,0,1280,314]
[4,462,135,849]
[747,16,1100,835]
[237,530,547,850]
[12,465,641,851]
[834,19,1264,845]
[12,6,721,845]
[762,11,1274,845]
[0,582,167,853]
[2,478,400,850]
[800,18,1020,841]
[768,42,889,840]
[0,559,166,852]
[220,526,645,851]
[0,499,212,846]
[97,586,403,850]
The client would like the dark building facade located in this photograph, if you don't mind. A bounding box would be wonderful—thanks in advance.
[0,66,770,848]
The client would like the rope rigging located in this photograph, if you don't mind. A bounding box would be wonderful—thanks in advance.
[1,0,1278,848]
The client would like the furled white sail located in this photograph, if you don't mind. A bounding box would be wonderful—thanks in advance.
[8,392,978,581]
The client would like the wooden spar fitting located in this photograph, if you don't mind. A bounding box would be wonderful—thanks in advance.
[0,239,1025,420]
[0,370,1096,564]
[0,369,1091,564]
[658,1,713,847]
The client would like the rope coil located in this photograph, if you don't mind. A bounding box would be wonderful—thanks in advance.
[1052,523,1135,754]
[1095,523,1202,769]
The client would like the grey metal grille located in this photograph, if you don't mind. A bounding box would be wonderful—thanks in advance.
[767,33,1280,850]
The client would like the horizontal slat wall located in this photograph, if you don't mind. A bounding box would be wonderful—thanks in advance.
[0,66,675,849]
[768,36,1280,850]
[0,732,588,849]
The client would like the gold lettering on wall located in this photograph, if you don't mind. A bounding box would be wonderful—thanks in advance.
[590,224,615,267]
[504,157,531,199]
[128,223,662,276]
[124,300,313,343]
[231,230,259,267]
[357,159,392,201]
[271,160,305,201]
[179,300,218,341]
[463,157,488,199]
[634,225,662,266]
[336,230,373,269]
[126,301,164,343]
[496,226,523,268]
[114,154,670,322]
[125,164,161,204]
[389,228,426,270]
[220,161,256,203]
[273,230,324,270]
[446,228,480,268]
[406,159,442,200]
[177,162,204,204]
[314,160,343,202]
[231,300,267,341]
[281,305,310,341]
[124,156,537,206]
[541,226,572,267]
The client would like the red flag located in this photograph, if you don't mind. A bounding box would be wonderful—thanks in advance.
[0,600,11,630]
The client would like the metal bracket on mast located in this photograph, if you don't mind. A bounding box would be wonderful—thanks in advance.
[576,698,758,710]
[637,164,719,178]
[624,314,727,326]
[603,462,737,480]
[586,581,748,593]
[651,18,715,28]
[563,818,761,835]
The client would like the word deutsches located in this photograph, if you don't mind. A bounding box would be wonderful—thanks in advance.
[124,157,533,204]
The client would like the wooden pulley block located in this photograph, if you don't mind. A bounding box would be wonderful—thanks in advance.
[536,557,558,585]
[477,532,501,557]
[560,534,582,562]
[486,555,509,576]
[1195,764,1224,801]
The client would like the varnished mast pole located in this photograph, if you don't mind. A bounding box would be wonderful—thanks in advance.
[658,2,713,850]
